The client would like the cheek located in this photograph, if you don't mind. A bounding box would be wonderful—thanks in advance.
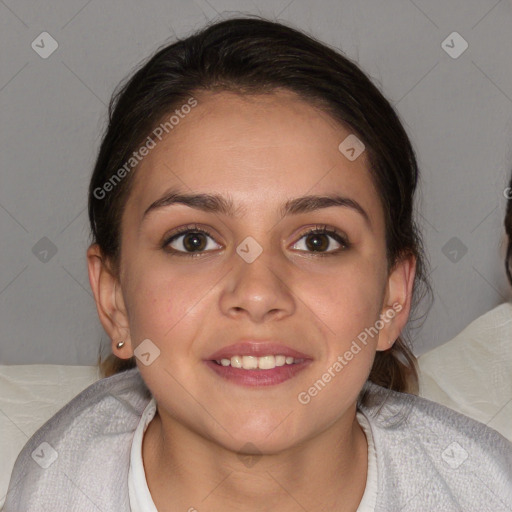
[296,263,385,412]
[300,256,386,342]
[122,261,205,343]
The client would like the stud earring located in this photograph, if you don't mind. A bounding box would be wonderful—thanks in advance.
[116,341,125,349]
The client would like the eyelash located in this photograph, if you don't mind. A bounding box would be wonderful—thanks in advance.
[162,223,351,258]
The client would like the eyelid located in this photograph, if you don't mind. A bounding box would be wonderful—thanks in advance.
[162,223,351,256]
[295,224,349,242]
[162,223,220,248]
[290,224,351,252]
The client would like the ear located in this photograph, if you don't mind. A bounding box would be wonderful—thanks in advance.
[376,253,416,351]
[86,244,134,358]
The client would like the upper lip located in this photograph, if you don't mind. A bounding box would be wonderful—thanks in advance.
[206,340,313,361]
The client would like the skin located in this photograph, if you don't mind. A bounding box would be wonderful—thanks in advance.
[87,89,415,512]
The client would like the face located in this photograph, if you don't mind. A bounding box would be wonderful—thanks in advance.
[90,89,413,453]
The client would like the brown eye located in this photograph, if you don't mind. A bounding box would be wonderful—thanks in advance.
[179,232,208,252]
[163,225,221,256]
[292,226,350,255]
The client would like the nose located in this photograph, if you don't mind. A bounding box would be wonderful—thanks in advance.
[219,243,296,323]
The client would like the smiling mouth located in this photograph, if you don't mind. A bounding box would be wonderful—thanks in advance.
[212,354,306,370]
[204,357,312,387]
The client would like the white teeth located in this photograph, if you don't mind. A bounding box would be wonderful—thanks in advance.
[243,355,258,370]
[216,355,304,370]
[275,355,286,366]
[231,355,243,368]
[258,355,274,370]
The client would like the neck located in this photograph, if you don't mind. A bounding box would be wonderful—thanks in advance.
[142,405,369,512]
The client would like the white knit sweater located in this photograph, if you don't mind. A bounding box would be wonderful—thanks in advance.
[3,367,512,511]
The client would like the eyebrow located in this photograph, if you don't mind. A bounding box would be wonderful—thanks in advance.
[142,188,371,227]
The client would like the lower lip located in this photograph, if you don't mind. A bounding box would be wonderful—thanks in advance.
[204,360,312,387]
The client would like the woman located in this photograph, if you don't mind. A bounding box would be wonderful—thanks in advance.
[4,16,511,512]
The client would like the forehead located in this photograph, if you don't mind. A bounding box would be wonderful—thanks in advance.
[126,90,381,223]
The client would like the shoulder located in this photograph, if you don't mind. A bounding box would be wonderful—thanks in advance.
[358,382,512,512]
[3,367,151,512]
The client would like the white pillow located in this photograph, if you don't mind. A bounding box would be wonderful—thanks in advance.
[0,364,101,509]
[418,302,512,442]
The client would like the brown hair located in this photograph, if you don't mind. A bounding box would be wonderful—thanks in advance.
[89,16,431,396]
[505,175,512,285]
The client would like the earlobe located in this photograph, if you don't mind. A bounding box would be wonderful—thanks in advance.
[86,244,133,357]
[376,254,416,351]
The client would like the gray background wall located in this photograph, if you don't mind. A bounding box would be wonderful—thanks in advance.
[1,0,512,365]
